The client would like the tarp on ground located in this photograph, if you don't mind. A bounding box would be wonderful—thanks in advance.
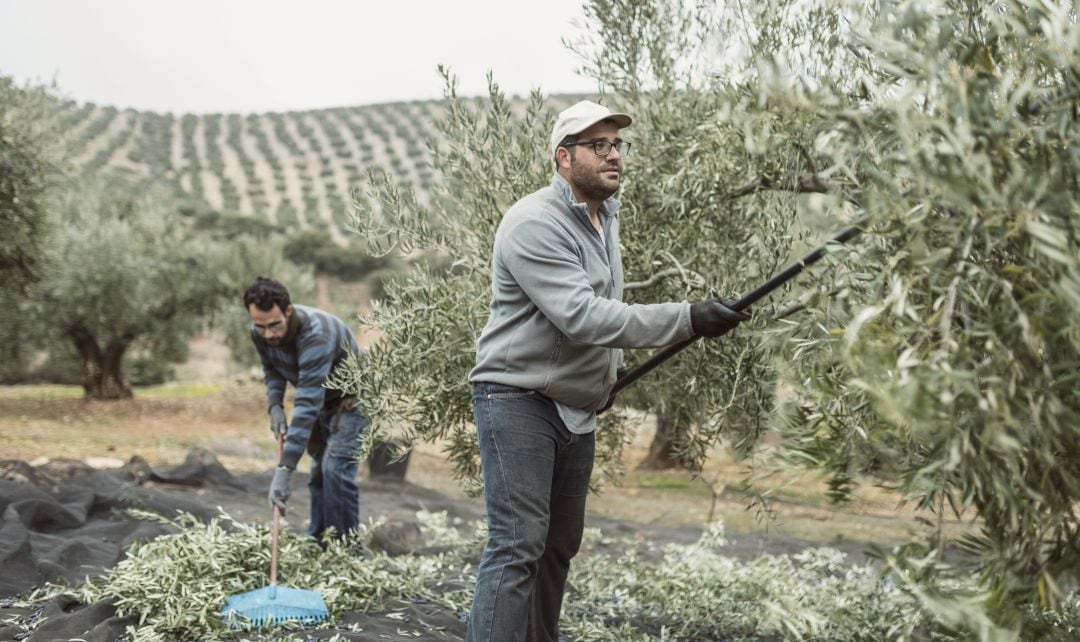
[0,449,245,597]
[0,450,475,641]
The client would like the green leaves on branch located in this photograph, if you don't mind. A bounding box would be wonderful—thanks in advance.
[761,0,1080,624]
[332,74,558,485]
[0,75,65,296]
[39,510,476,641]
[334,0,1078,633]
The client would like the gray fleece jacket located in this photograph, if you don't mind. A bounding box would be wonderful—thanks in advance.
[469,173,694,412]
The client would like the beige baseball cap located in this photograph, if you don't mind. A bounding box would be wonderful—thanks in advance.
[549,100,632,158]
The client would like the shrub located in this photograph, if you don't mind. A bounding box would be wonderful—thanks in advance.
[282,229,398,281]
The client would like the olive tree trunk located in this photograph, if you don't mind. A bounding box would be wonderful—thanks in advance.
[71,326,132,399]
[637,411,689,470]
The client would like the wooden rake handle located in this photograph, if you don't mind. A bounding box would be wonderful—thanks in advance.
[269,434,284,587]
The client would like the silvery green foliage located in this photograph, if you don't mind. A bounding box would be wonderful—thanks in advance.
[29,176,238,395]
[35,511,1076,640]
[733,0,1080,625]
[37,510,476,641]
[332,72,576,485]
[0,75,65,296]
[563,522,945,641]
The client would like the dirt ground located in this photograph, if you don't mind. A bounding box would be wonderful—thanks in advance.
[0,382,975,550]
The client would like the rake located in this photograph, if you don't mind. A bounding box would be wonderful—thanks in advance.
[221,434,329,628]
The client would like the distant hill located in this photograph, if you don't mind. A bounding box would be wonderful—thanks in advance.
[57,96,586,244]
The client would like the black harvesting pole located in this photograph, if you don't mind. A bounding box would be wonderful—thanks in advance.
[608,221,865,400]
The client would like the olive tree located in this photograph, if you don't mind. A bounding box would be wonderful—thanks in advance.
[332,4,816,481]
[336,0,1079,634]
[747,0,1080,627]
[32,177,235,398]
[0,76,64,296]
[576,1,1080,630]
[0,77,66,381]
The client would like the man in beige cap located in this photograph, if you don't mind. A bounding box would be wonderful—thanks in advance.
[467,100,748,641]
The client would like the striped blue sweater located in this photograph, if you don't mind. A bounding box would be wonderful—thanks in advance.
[251,304,361,470]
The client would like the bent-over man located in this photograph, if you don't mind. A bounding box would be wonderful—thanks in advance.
[244,276,368,541]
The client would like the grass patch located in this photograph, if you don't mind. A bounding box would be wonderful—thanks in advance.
[634,472,698,491]
[0,384,85,401]
[136,381,230,398]
[0,382,229,402]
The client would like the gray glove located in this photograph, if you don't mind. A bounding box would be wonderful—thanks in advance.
[689,298,751,338]
[269,466,292,514]
[269,404,288,439]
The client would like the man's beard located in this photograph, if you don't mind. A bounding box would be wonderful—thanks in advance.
[570,160,620,202]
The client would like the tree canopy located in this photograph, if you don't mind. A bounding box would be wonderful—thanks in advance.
[30,177,237,398]
[337,0,1078,634]
[754,0,1080,625]
[0,76,65,296]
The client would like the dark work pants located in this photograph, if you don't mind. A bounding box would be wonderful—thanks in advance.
[466,383,596,642]
[306,400,367,541]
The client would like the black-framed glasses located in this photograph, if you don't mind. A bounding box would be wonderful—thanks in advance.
[563,139,631,157]
[251,320,286,334]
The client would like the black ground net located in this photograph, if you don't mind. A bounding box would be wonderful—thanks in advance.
[0,450,475,641]
[0,451,243,597]
[0,448,860,641]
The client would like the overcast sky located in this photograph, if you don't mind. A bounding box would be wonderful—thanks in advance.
[0,0,598,114]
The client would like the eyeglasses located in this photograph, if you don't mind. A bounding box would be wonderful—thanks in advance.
[562,139,631,157]
[251,320,286,334]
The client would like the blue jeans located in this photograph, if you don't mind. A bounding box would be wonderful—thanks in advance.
[306,398,366,541]
[467,383,596,642]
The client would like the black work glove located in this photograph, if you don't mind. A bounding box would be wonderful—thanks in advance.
[598,367,629,415]
[269,466,293,514]
[269,404,288,439]
[689,298,751,338]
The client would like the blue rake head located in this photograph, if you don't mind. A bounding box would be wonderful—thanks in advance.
[221,584,329,629]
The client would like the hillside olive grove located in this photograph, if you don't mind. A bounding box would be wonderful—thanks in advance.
[1,77,576,391]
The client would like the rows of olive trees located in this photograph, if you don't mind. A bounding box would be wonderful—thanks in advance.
[56,99,461,235]
[0,76,326,396]
[3,72,433,394]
